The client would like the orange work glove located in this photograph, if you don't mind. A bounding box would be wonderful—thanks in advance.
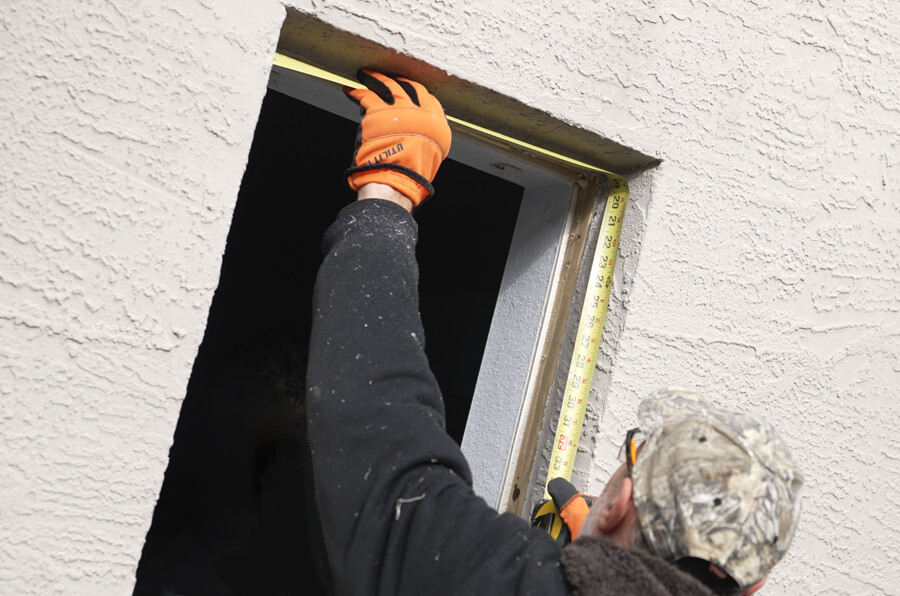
[345,69,452,206]
[531,478,594,545]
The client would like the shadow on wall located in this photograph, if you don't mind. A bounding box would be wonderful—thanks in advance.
[133,89,522,594]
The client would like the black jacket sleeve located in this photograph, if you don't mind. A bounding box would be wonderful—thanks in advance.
[306,200,569,596]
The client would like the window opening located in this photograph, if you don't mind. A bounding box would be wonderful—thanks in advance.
[267,59,581,512]
[135,84,524,594]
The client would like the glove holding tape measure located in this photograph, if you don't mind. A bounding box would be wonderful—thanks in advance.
[345,69,452,206]
[531,477,594,545]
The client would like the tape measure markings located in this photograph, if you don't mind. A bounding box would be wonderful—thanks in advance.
[544,175,629,497]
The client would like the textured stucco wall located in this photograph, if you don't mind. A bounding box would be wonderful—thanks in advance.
[0,2,284,593]
[2,1,898,594]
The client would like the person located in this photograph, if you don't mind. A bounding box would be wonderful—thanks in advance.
[305,70,803,596]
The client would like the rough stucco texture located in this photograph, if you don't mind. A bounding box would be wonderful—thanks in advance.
[0,2,283,593]
[2,0,898,594]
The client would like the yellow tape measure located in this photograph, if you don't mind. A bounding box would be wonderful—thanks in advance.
[544,174,629,497]
[272,53,614,175]
[270,52,630,500]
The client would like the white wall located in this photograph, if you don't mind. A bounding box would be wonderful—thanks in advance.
[0,2,283,593]
[1,1,897,594]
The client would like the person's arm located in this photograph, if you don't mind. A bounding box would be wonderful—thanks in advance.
[307,197,566,595]
[306,193,457,589]
[306,72,566,596]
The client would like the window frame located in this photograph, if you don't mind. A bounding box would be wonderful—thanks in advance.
[268,61,602,513]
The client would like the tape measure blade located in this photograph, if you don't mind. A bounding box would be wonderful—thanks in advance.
[545,175,629,497]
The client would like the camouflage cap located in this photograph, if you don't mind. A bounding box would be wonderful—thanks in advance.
[630,387,803,589]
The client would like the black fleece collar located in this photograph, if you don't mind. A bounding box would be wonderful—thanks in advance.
[560,536,715,596]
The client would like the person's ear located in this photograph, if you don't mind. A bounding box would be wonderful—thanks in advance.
[591,476,634,535]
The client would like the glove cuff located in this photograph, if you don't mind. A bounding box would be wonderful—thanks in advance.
[347,163,435,206]
[548,477,593,541]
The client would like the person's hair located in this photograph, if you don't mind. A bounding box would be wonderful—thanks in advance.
[673,558,742,595]
[628,522,654,556]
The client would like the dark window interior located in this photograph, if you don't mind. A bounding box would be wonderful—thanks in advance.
[134,88,523,595]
